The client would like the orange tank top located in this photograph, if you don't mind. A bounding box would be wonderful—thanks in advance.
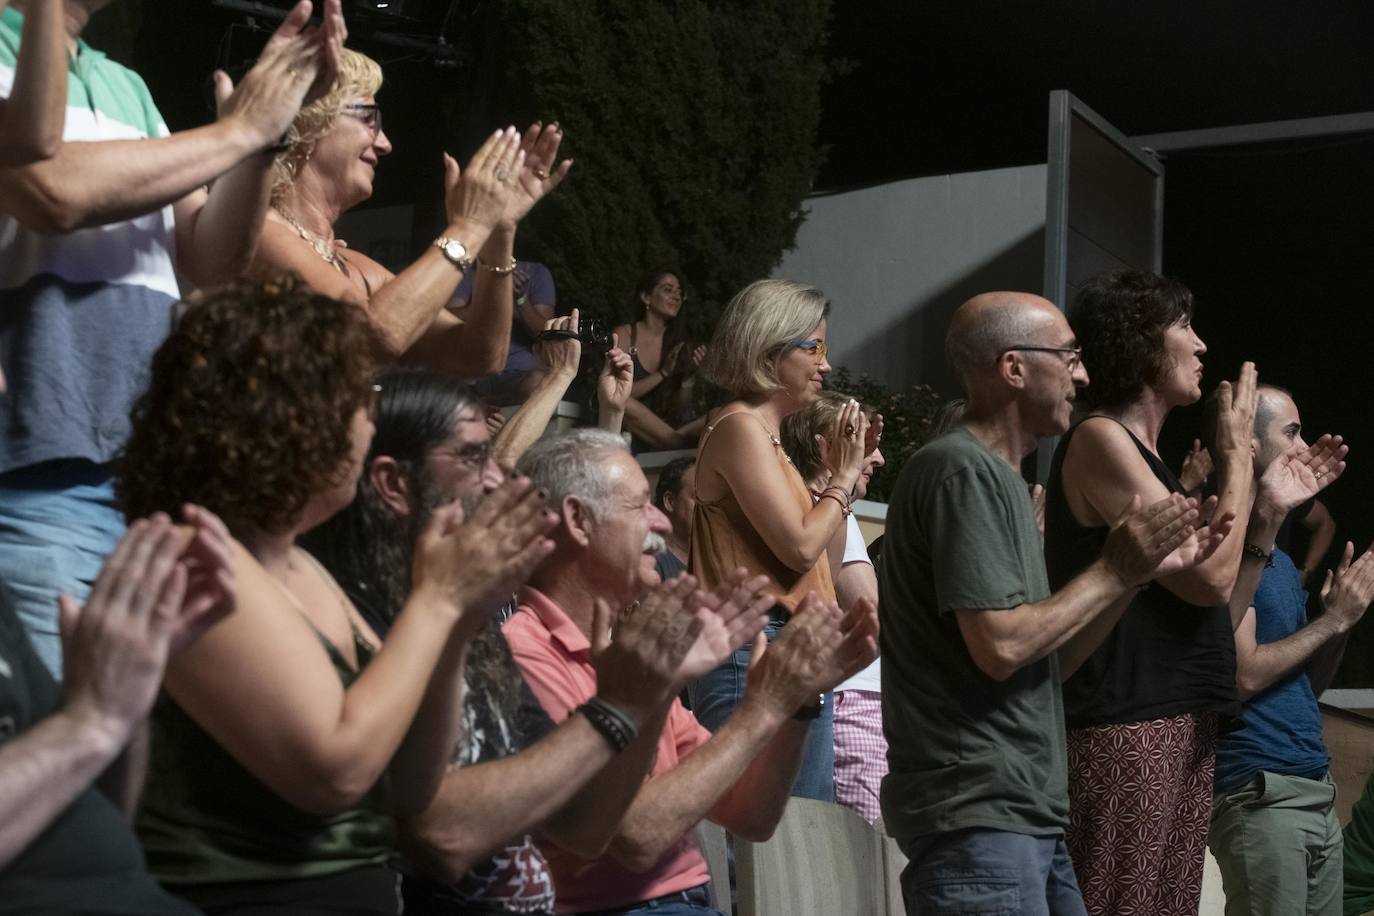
[688,410,835,612]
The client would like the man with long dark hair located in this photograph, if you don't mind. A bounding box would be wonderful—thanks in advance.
[303,368,761,915]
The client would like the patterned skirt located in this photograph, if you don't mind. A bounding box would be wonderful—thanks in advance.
[1065,712,1218,916]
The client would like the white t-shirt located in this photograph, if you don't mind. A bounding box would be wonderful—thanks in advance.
[835,515,881,694]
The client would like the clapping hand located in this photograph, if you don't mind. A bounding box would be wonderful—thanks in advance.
[502,121,574,228]
[1257,434,1347,517]
[1102,493,1233,587]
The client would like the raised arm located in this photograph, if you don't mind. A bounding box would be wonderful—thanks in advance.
[490,309,581,469]
[1235,541,1374,700]
[402,574,762,879]
[0,0,65,165]
[961,493,1221,682]
[1061,373,1257,607]
[0,0,331,248]
[0,512,232,868]
[162,480,554,817]
[597,336,635,435]
[707,403,868,572]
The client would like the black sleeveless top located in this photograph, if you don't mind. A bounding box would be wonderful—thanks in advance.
[1044,419,1240,729]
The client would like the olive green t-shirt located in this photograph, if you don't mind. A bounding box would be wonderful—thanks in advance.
[878,426,1068,844]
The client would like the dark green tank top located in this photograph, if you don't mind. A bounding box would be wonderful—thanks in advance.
[138,622,396,885]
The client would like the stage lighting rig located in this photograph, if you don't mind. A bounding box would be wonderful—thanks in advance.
[210,0,469,68]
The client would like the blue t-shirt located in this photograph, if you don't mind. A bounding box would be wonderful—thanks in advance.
[1213,547,1330,793]
[451,260,556,349]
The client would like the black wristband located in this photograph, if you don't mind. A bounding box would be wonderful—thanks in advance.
[792,694,825,721]
[1243,542,1275,568]
[579,696,639,751]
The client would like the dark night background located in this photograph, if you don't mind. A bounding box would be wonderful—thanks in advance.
[105,0,1374,680]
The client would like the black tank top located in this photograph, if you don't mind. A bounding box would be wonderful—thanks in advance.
[1044,418,1240,729]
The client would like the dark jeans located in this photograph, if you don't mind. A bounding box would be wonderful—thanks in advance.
[686,613,835,801]
[900,829,1087,916]
[172,865,401,915]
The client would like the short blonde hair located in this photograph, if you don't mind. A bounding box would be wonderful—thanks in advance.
[270,48,384,204]
[702,279,830,397]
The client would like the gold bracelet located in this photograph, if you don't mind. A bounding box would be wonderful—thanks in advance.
[477,257,517,275]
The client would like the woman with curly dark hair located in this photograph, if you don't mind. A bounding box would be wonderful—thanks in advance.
[119,275,556,915]
[1041,269,1258,916]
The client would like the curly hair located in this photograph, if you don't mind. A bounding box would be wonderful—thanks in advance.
[117,274,381,535]
[1068,270,1195,412]
[270,48,384,205]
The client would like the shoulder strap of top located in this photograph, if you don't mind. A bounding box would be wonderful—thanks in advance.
[699,408,779,454]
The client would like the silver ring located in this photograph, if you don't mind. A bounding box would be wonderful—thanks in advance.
[1315,470,1325,480]
[495,166,510,182]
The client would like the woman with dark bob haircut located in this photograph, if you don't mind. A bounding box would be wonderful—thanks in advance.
[118,274,556,914]
[1042,269,1257,914]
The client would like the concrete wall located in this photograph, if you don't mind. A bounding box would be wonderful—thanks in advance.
[775,164,1048,398]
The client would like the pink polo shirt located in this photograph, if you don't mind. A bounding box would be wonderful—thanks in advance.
[503,586,713,913]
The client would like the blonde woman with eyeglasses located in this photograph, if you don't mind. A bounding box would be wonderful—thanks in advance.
[687,278,876,801]
[254,48,571,379]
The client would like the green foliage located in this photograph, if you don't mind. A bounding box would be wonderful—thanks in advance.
[825,367,947,503]
[488,0,835,342]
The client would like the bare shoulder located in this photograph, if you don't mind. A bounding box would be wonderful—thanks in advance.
[1063,416,1149,474]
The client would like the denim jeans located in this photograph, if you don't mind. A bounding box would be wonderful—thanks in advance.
[0,461,125,679]
[687,612,835,801]
[576,885,724,916]
[900,829,1087,916]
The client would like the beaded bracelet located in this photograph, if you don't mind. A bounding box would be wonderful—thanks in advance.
[477,256,518,275]
[578,696,639,751]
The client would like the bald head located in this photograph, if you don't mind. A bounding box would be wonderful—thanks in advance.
[946,292,1063,395]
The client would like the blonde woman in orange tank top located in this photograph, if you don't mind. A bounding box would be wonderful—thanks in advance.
[687,278,871,801]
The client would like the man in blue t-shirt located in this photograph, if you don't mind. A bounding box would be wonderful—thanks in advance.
[1204,384,1374,916]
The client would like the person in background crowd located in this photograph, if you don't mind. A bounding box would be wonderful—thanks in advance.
[487,308,635,472]
[257,43,571,379]
[117,275,556,914]
[0,0,66,165]
[0,0,344,677]
[506,428,879,915]
[303,369,750,916]
[614,270,707,451]
[689,278,872,802]
[449,258,557,405]
[881,290,1229,916]
[781,389,888,823]
[1200,383,1357,916]
[652,455,696,582]
[1044,269,1264,916]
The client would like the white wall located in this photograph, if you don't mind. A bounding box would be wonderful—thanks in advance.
[775,164,1048,397]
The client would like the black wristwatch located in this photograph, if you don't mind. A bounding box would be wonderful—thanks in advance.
[793,694,825,721]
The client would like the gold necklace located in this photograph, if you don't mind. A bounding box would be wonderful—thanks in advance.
[274,206,349,275]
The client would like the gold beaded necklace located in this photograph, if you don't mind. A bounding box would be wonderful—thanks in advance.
[273,207,350,275]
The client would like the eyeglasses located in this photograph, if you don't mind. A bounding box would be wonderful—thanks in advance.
[794,339,828,361]
[433,440,492,472]
[344,103,383,136]
[1000,345,1083,372]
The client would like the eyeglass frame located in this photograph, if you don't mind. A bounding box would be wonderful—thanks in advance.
[794,338,829,362]
[343,103,383,135]
[999,345,1082,372]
